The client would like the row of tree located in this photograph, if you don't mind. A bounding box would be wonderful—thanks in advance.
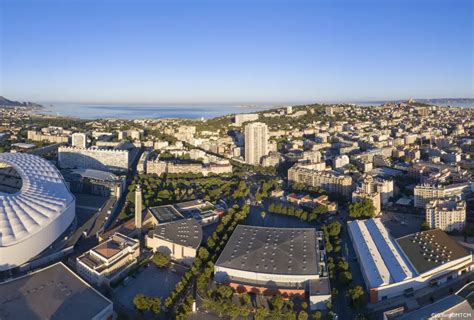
[267,202,329,222]
[165,205,251,318]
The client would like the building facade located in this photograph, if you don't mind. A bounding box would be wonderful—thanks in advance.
[76,233,140,286]
[244,122,268,165]
[288,165,353,197]
[72,132,87,148]
[414,182,473,208]
[234,113,259,126]
[27,130,69,144]
[58,146,130,173]
[145,218,202,266]
[426,199,466,232]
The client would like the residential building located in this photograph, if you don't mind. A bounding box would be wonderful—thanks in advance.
[27,129,69,144]
[426,199,466,232]
[72,132,87,148]
[414,182,473,208]
[288,164,353,197]
[244,122,268,165]
[234,113,259,126]
[58,146,130,173]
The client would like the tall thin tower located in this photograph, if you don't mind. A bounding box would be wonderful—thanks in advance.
[244,122,268,165]
[135,184,143,229]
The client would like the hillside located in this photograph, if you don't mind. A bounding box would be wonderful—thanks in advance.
[0,96,42,108]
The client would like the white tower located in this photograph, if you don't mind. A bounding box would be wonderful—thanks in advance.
[244,122,268,165]
[135,184,143,229]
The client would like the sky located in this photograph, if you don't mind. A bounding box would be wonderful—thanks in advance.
[0,0,472,105]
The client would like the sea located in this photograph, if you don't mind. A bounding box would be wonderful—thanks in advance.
[35,104,279,120]
[35,100,473,120]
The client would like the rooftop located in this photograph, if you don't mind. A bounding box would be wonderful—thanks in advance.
[397,294,472,320]
[149,218,202,249]
[396,229,470,274]
[216,225,320,276]
[0,262,112,320]
[348,218,416,288]
[149,204,184,224]
[309,278,331,296]
[62,168,121,183]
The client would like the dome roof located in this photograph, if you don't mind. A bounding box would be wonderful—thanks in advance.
[0,153,74,247]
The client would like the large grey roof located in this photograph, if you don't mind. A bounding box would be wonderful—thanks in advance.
[0,262,112,320]
[216,225,319,276]
[397,294,472,320]
[0,153,74,246]
[150,218,202,249]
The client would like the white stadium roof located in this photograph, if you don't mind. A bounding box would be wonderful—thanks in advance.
[0,153,75,271]
[348,218,417,289]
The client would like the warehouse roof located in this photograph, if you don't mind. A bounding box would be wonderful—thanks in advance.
[0,262,112,320]
[216,225,319,276]
[347,218,416,289]
[397,229,470,274]
[397,294,472,320]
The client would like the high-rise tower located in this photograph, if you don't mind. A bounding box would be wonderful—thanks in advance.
[244,122,268,165]
[135,184,143,229]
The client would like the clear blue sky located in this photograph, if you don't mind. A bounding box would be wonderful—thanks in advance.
[0,0,472,104]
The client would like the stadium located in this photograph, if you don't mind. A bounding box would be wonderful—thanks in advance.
[0,153,75,271]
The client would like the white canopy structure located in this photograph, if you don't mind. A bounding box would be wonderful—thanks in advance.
[0,153,75,271]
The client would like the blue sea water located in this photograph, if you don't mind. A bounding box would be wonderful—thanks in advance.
[36,104,276,120]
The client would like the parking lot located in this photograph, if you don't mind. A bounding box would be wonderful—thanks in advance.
[113,263,184,316]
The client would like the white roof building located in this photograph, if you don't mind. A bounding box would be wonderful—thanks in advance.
[348,219,416,288]
[0,153,75,271]
[348,218,473,303]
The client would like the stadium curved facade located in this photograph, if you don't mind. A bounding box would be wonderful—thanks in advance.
[0,153,75,271]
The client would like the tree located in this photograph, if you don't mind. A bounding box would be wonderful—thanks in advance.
[339,271,353,284]
[133,294,151,313]
[337,258,349,271]
[312,311,322,320]
[216,285,234,300]
[349,199,375,219]
[240,292,251,306]
[298,310,308,320]
[149,297,161,315]
[420,221,430,231]
[255,306,270,320]
[198,247,209,260]
[347,286,366,308]
[271,294,285,311]
[261,211,267,221]
[327,221,342,237]
[152,252,171,268]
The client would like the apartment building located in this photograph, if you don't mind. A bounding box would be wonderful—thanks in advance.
[244,122,268,165]
[426,199,466,232]
[288,165,353,197]
[414,182,473,208]
[58,146,130,173]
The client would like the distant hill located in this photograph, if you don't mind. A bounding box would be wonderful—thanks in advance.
[360,98,473,108]
[415,98,473,108]
[0,96,42,108]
